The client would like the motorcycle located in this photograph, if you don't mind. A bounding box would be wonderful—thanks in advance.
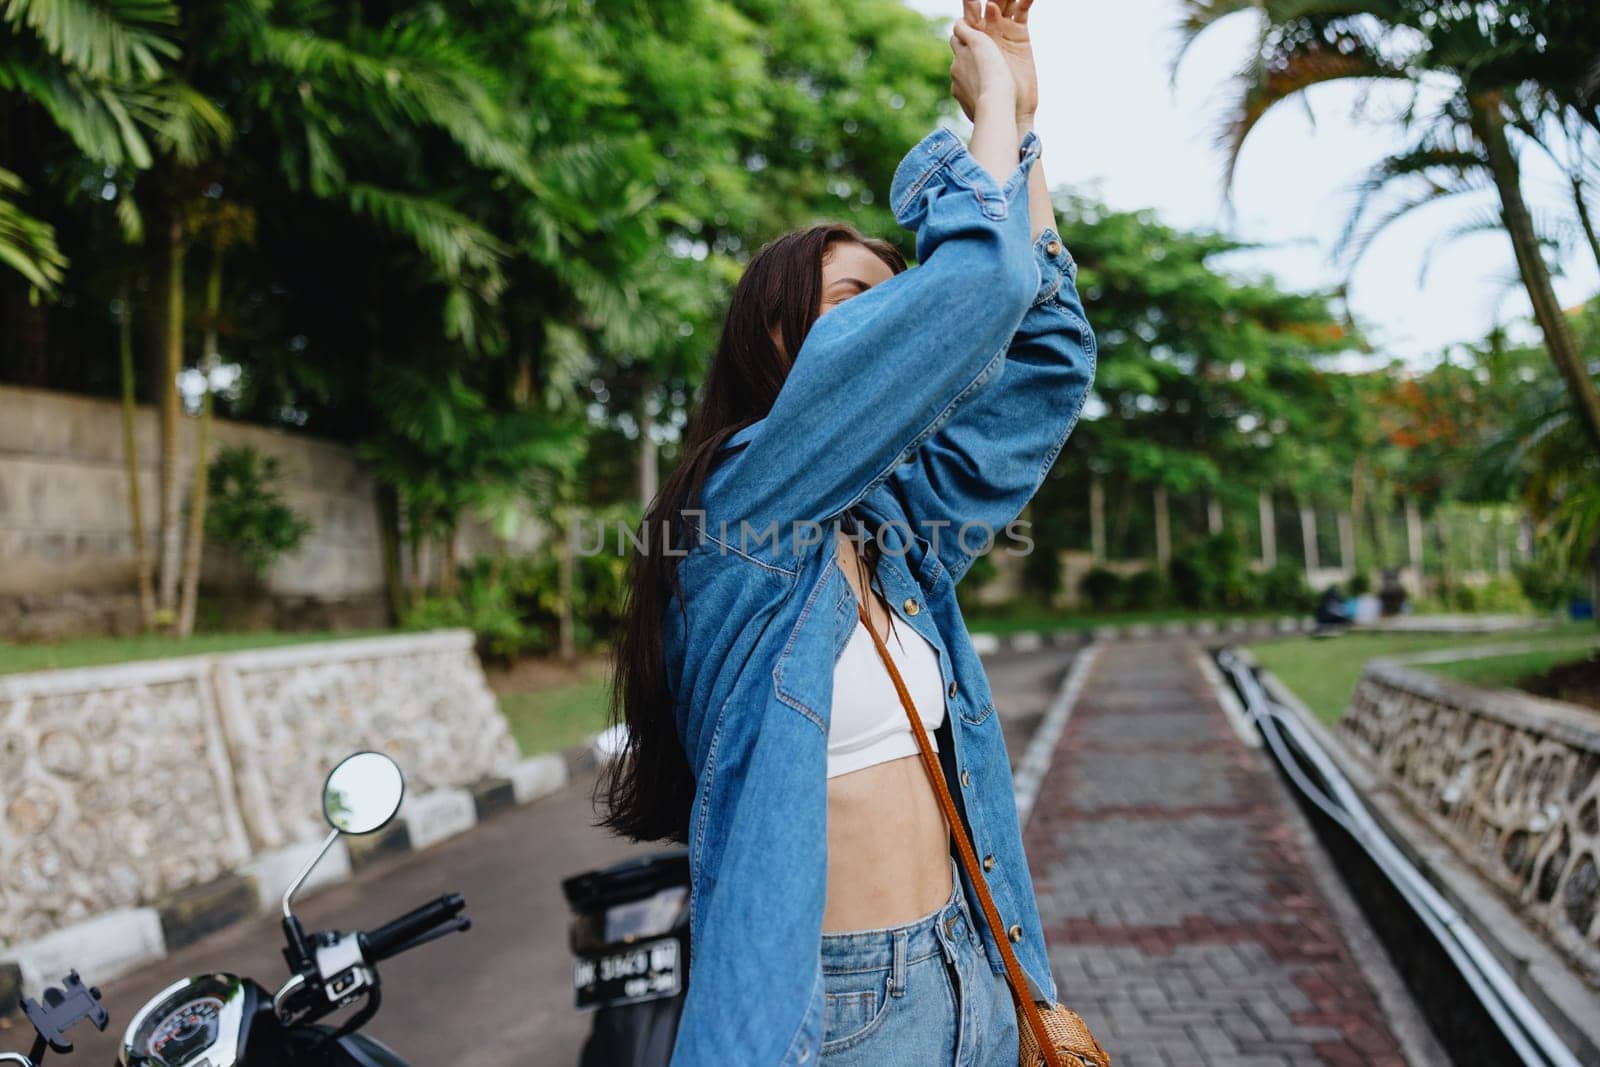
[117,751,470,1067]
[2,971,108,1066]
[562,848,690,1067]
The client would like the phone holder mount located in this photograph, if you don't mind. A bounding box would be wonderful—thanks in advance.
[21,971,108,1054]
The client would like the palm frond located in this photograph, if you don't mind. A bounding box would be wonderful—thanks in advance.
[1217,33,1411,193]
[0,168,68,292]
[2,60,152,165]
[3,0,178,80]
[345,182,507,287]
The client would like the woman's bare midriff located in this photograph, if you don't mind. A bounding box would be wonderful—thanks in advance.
[823,754,954,931]
[823,529,954,933]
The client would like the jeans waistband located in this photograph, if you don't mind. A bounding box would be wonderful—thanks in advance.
[819,854,975,974]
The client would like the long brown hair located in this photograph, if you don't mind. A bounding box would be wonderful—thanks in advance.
[595,222,908,843]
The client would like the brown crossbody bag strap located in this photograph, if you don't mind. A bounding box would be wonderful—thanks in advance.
[854,599,1110,1067]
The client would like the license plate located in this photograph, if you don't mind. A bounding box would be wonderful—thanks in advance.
[573,936,682,1010]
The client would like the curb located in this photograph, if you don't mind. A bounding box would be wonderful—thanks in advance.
[0,747,590,999]
[1230,648,1600,1065]
[969,614,1314,655]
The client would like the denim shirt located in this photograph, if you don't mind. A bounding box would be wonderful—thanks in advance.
[661,124,1097,1065]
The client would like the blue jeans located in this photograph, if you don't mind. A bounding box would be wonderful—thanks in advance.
[817,856,1020,1065]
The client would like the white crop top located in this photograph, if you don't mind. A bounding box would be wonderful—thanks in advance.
[827,607,946,779]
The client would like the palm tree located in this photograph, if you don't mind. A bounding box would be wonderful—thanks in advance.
[0,0,226,286]
[1175,0,1600,455]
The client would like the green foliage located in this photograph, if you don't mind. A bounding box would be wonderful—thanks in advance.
[1514,557,1584,612]
[203,445,311,577]
[1429,575,1534,615]
[404,573,532,662]
[1079,567,1124,612]
[1122,569,1167,611]
[1257,562,1312,612]
[1168,532,1257,611]
[1019,545,1062,603]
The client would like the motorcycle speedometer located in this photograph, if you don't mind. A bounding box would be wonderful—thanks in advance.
[120,974,251,1067]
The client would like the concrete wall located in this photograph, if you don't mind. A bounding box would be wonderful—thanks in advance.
[0,630,518,948]
[0,385,386,636]
[1341,661,1600,983]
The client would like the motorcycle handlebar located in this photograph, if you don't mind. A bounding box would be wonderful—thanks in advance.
[359,893,466,963]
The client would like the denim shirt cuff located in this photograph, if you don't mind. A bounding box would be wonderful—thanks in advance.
[891,125,1042,227]
[1029,226,1077,306]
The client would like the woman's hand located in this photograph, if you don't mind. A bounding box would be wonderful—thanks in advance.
[948,14,1016,124]
[957,0,1038,124]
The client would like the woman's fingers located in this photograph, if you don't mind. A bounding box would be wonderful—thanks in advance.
[963,0,984,27]
[1014,0,1034,25]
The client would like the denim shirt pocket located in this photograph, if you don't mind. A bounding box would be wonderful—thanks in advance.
[773,561,839,735]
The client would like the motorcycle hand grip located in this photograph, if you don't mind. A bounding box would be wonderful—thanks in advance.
[360,893,466,962]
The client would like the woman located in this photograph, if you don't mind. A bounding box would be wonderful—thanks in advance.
[598,2,1096,1063]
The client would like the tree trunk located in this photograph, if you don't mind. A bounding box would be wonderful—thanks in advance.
[558,508,577,664]
[1573,176,1600,275]
[1089,478,1106,562]
[639,383,659,511]
[155,211,187,626]
[440,526,460,597]
[1298,502,1318,577]
[176,245,223,638]
[1473,92,1600,455]
[1152,486,1171,571]
[118,280,157,628]
[1258,490,1276,569]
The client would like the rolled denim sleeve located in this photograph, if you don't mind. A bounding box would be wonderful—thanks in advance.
[704,126,1043,545]
[889,225,1097,584]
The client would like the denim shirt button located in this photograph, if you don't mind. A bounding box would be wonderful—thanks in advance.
[1045,239,1063,257]
[947,679,958,699]
[960,768,971,788]
[903,597,920,616]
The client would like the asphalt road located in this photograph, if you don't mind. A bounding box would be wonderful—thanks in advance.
[42,645,1075,1067]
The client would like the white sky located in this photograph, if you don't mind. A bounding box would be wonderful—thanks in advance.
[902,0,1600,366]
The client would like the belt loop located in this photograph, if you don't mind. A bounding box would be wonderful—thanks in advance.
[890,929,908,998]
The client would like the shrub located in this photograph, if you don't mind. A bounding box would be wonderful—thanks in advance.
[404,570,535,662]
[204,445,312,577]
[1020,546,1062,603]
[1515,559,1583,611]
[1122,568,1166,610]
[1442,575,1532,615]
[1347,571,1372,596]
[1080,567,1124,611]
[1169,531,1256,611]
[1256,562,1311,612]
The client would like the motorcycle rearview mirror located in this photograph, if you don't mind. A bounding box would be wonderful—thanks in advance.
[280,752,407,968]
[322,750,405,835]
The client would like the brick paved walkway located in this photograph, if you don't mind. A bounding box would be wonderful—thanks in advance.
[1024,641,1417,1067]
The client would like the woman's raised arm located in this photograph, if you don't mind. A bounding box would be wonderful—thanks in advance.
[699,31,1047,553]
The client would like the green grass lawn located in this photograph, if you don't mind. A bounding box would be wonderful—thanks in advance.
[0,629,391,676]
[1250,623,1597,724]
[499,679,612,757]
[1422,644,1600,692]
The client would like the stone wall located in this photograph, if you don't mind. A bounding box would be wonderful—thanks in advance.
[0,384,387,637]
[0,630,518,946]
[1340,661,1600,979]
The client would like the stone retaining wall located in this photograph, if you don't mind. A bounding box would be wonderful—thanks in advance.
[0,630,518,946]
[1340,661,1600,979]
